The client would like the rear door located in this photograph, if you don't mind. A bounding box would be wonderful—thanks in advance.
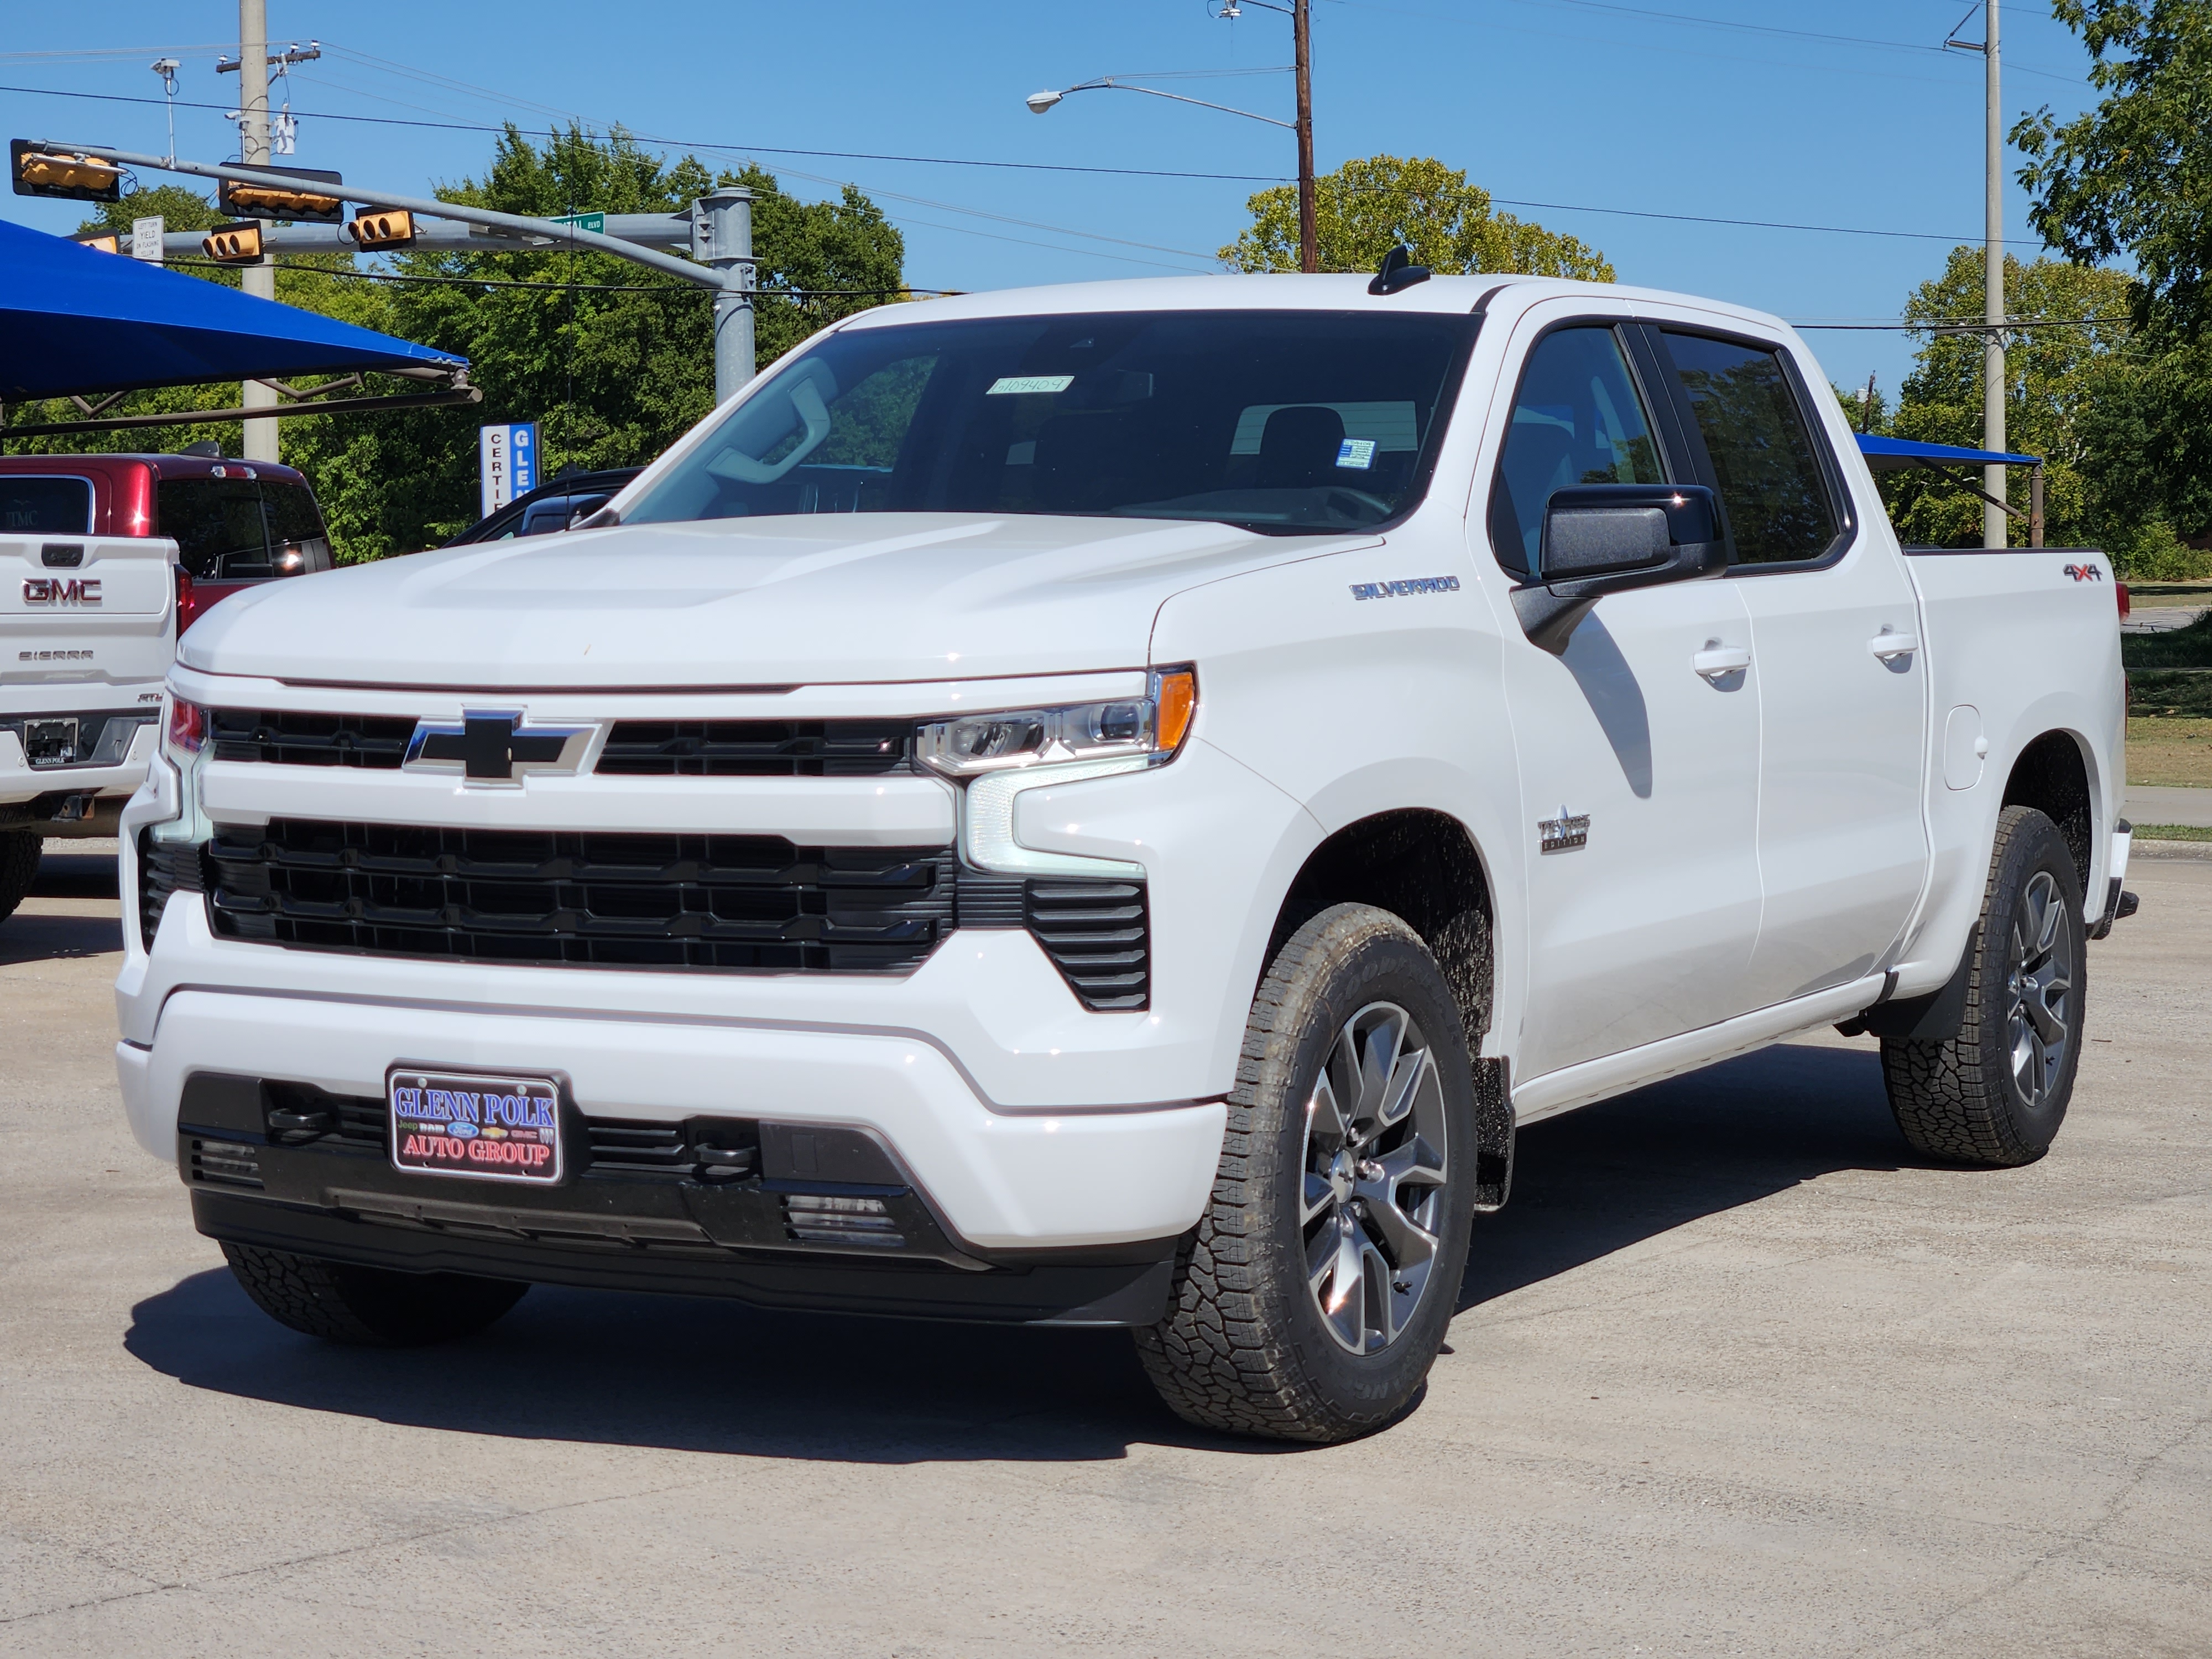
[1,471,175,693]
[1651,327,1929,998]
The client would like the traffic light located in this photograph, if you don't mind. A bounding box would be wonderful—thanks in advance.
[217,164,344,224]
[202,221,264,264]
[349,208,415,249]
[11,139,123,203]
[71,231,122,254]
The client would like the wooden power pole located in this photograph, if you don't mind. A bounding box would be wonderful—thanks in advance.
[1293,0,1316,272]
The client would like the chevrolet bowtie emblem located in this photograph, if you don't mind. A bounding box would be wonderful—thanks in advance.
[404,711,591,785]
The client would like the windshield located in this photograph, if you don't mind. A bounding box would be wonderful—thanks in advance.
[622,309,1477,535]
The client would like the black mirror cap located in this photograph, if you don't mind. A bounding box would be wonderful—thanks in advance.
[1514,484,1727,653]
[1369,245,1433,295]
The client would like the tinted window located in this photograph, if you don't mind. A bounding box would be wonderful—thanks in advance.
[159,478,268,578]
[1486,326,1664,578]
[0,476,92,535]
[623,310,1475,536]
[1661,332,1837,565]
[261,481,332,574]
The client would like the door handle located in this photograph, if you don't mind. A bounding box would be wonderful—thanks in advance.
[1693,644,1752,680]
[1869,629,1920,661]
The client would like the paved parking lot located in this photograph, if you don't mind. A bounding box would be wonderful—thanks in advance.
[3,848,2208,1657]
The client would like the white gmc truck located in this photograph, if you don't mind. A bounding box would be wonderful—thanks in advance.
[117,273,2133,1443]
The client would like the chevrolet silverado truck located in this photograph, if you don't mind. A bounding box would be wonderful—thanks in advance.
[116,274,2132,1443]
[1,453,330,924]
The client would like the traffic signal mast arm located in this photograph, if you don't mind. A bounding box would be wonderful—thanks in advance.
[40,144,732,293]
[162,213,697,259]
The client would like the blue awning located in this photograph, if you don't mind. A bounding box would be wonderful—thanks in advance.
[0,216,465,400]
[1855,432,2041,472]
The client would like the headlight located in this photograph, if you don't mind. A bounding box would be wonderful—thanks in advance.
[917,667,1196,778]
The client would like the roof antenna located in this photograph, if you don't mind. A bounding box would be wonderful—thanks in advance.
[1369,244,1431,296]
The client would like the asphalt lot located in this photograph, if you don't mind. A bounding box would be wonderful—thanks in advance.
[3,848,2208,1658]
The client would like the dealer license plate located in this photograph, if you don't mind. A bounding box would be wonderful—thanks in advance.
[388,1068,564,1185]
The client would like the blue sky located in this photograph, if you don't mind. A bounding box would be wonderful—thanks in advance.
[1,1,2105,399]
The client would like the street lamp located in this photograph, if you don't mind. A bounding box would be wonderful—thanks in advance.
[1024,0,1318,272]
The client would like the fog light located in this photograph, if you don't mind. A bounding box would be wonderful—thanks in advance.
[784,1193,904,1247]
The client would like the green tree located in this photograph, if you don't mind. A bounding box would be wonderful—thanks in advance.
[1219,154,1613,280]
[1877,248,2134,552]
[2013,0,2212,559]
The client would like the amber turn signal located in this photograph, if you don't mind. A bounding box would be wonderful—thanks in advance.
[1154,666,1197,754]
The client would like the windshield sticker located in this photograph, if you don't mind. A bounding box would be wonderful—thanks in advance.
[1336,439,1378,470]
[986,375,1075,396]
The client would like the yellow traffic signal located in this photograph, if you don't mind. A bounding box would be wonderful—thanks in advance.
[218,165,345,224]
[349,208,415,249]
[72,231,122,254]
[11,139,123,203]
[202,221,264,264]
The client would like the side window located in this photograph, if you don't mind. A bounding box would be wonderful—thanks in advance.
[0,476,93,535]
[157,478,268,579]
[1660,332,1838,566]
[260,481,332,574]
[1486,326,1664,578]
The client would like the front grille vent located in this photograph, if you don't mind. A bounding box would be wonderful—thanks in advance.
[208,708,416,770]
[596,721,910,778]
[187,1138,263,1190]
[586,1120,690,1177]
[1026,880,1149,1010]
[206,820,956,973]
[137,831,207,949]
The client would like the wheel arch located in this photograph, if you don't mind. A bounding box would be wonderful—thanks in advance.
[1262,807,1514,1208]
[2001,728,2094,896]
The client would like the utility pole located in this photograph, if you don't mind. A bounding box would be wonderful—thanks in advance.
[695,186,757,400]
[1293,0,1317,273]
[236,0,278,463]
[1982,0,2005,547]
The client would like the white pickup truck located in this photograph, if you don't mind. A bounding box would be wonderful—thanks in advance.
[117,273,2132,1443]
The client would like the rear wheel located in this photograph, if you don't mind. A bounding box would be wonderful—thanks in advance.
[222,1240,529,1346]
[0,831,40,924]
[1135,904,1477,1443]
[1881,805,2085,1167]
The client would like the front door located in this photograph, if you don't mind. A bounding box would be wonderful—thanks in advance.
[1485,319,1767,1081]
[1652,328,1929,1000]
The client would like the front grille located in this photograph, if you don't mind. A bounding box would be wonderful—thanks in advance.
[1027,880,1150,1010]
[187,1138,262,1190]
[208,708,416,769]
[596,720,910,777]
[205,820,956,972]
[137,830,207,949]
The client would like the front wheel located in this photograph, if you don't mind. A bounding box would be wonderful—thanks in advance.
[1135,904,1477,1443]
[222,1241,529,1345]
[1881,805,2086,1167]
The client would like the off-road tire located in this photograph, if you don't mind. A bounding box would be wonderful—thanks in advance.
[0,832,40,924]
[222,1240,529,1345]
[1881,805,2085,1167]
[1134,904,1478,1443]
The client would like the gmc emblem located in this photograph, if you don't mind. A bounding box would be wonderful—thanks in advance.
[22,577,101,606]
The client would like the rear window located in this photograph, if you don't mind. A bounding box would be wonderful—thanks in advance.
[158,476,331,579]
[0,476,93,536]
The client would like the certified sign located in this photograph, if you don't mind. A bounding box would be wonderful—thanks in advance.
[389,1069,564,1185]
[477,421,539,520]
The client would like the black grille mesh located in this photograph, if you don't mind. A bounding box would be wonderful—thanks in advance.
[137,830,207,949]
[206,820,956,972]
[209,708,415,769]
[1027,880,1149,1010]
[595,721,910,777]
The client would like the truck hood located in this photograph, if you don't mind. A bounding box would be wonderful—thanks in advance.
[180,513,1375,689]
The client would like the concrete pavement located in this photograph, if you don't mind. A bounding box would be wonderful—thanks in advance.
[2127,783,2212,830]
[2,849,2208,1656]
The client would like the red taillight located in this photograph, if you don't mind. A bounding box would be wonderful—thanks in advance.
[165,696,205,756]
[2116,581,2131,622]
[175,567,206,635]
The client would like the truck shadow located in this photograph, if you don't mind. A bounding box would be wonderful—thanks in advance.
[122,1041,1907,1463]
[0,850,124,966]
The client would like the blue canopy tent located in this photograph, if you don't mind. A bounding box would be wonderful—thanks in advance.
[1854,431,2047,547]
[0,216,475,437]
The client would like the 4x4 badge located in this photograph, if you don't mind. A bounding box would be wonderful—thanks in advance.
[404,710,591,785]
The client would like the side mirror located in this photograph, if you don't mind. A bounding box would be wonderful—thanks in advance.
[1511,484,1726,653]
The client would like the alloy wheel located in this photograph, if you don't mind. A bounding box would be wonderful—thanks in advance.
[1300,1000,1450,1354]
[2006,870,2074,1109]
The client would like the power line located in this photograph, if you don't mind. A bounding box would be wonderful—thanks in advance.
[1793,316,2130,330]
[161,257,954,298]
